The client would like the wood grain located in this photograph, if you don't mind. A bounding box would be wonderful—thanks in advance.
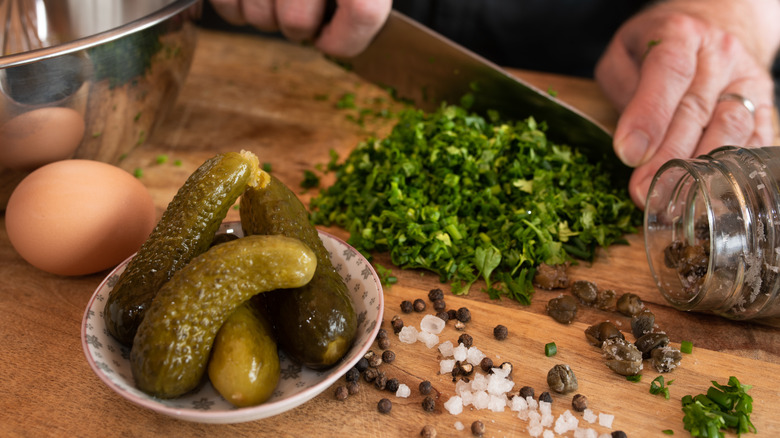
[1,29,779,437]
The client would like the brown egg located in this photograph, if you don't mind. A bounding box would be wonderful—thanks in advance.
[5,160,156,276]
[0,107,85,171]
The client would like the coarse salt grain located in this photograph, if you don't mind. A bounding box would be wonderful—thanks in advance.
[398,326,418,344]
[440,359,456,374]
[417,331,439,348]
[455,378,471,394]
[420,314,446,334]
[510,395,528,412]
[454,421,465,431]
[553,410,579,435]
[486,373,514,395]
[543,430,555,438]
[395,383,410,398]
[526,396,538,410]
[438,340,454,357]
[460,390,475,406]
[473,391,490,410]
[466,346,486,366]
[539,400,552,416]
[488,394,507,412]
[453,343,468,361]
[444,396,463,415]
[527,423,543,437]
[583,409,597,424]
[573,428,598,438]
[598,412,615,429]
[471,373,488,391]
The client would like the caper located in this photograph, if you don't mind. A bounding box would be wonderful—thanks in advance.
[595,288,617,310]
[601,338,643,376]
[532,263,569,290]
[546,364,578,394]
[651,346,683,373]
[584,321,625,347]
[616,293,644,317]
[635,332,670,359]
[571,280,598,306]
[546,295,578,324]
[630,311,655,339]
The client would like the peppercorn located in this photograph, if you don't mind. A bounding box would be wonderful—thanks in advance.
[433,299,446,312]
[374,372,388,390]
[428,288,444,302]
[539,391,553,403]
[345,367,360,382]
[419,380,433,395]
[572,394,588,412]
[458,333,473,348]
[497,361,513,376]
[454,320,466,331]
[471,420,486,437]
[382,350,396,364]
[420,425,437,438]
[436,311,449,322]
[377,398,392,414]
[334,385,348,401]
[422,396,435,412]
[519,386,535,399]
[378,337,391,350]
[346,381,360,395]
[400,300,414,313]
[611,432,627,438]
[479,357,494,373]
[386,378,399,393]
[363,368,378,383]
[376,328,388,340]
[456,307,471,323]
[364,350,382,368]
[391,315,404,334]
[413,298,426,312]
[493,324,508,340]
[447,309,457,320]
[355,357,369,372]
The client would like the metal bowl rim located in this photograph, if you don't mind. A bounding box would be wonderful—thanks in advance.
[0,0,199,69]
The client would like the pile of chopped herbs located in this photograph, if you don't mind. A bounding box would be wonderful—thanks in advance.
[310,102,641,303]
[681,376,756,437]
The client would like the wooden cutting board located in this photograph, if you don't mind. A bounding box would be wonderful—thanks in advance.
[1,28,779,437]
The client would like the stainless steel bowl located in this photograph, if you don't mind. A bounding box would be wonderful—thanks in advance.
[0,0,201,208]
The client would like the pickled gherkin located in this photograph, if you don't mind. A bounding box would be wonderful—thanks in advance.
[131,234,316,399]
[241,175,357,369]
[208,302,280,407]
[105,150,268,346]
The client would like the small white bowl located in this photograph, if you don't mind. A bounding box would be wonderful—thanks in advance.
[81,222,383,423]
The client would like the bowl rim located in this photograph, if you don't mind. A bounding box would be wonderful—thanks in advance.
[0,0,199,69]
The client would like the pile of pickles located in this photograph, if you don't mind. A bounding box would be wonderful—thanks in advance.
[103,151,357,406]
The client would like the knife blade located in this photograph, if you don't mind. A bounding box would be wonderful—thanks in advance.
[337,11,621,165]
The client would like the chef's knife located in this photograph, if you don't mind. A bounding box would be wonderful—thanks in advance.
[336,11,621,164]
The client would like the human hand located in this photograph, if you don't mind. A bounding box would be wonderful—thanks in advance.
[208,0,391,57]
[595,3,779,207]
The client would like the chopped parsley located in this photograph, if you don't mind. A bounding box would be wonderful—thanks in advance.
[310,102,640,303]
[626,374,642,383]
[300,170,320,189]
[650,375,673,400]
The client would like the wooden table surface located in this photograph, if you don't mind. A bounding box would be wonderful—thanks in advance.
[2,29,780,437]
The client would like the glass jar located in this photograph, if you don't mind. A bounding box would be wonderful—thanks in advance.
[644,146,780,325]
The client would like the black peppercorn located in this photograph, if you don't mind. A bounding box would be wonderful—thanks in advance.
[421,425,437,438]
[376,328,388,340]
[378,337,391,350]
[539,391,553,403]
[447,309,457,320]
[456,307,471,323]
[346,381,360,395]
[363,368,378,383]
[382,350,396,364]
[458,333,473,348]
[519,386,535,399]
[413,298,426,312]
[433,299,446,312]
[391,315,404,334]
[374,372,388,390]
[355,357,369,372]
[493,324,508,340]
[364,350,382,368]
[345,367,360,382]
[454,320,466,331]
[422,396,435,412]
[436,311,449,322]
[572,394,588,412]
[386,378,399,393]
[419,380,433,395]
[334,385,348,401]
[471,420,485,437]
[377,398,392,414]
[400,300,414,313]
[611,432,627,438]
[479,357,494,373]
[428,288,444,302]
[457,361,474,376]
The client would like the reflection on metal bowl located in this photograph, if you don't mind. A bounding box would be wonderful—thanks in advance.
[0,0,201,208]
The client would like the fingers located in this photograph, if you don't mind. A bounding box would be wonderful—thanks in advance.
[315,0,391,57]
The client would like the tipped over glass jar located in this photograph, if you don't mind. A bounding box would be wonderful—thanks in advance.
[644,146,780,325]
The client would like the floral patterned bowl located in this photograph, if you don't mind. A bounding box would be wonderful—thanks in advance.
[81,222,384,423]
